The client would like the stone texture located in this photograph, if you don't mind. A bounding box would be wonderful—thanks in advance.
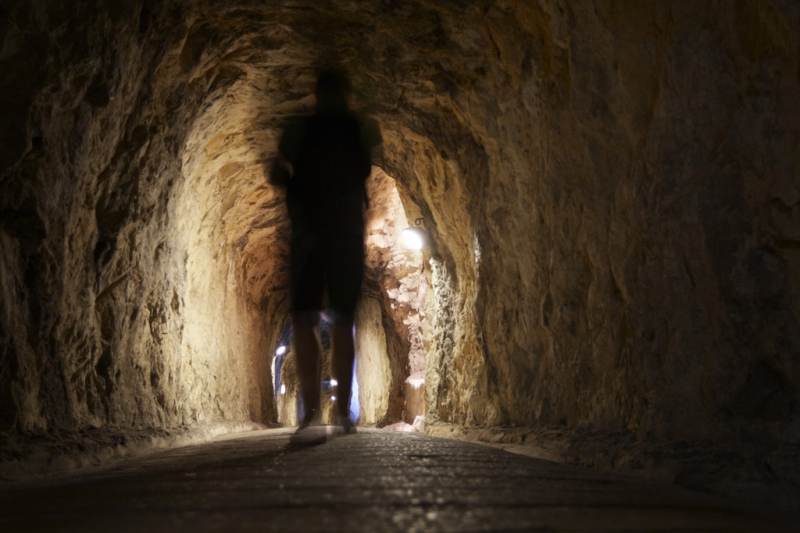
[2,429,791,532]
[354,296,392,425]
[427,421,800,512]
[364,167,426,378]
[378,0,800,442]
[404,370,426,424]
[1,0,799,469]
[359,166,427,425]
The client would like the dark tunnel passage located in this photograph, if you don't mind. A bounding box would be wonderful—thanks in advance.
[1,0,800,495]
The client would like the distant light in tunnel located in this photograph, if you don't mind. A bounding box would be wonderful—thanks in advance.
[402,227,426,250]
[407,375,425,389]
[275,345,287,356]
[402,217,427,250]
[330,395,336,401]
[330,379,338,387]
[473,232,482,271]
[280,384,286,395]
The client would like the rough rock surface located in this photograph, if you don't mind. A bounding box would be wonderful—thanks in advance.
[428,422,800,512]
[358,167,426,425]
[1,0,799,474]
[364,168,426,379]
[404,371,426,424]
[354,296,392,425]
[6,429,791,533]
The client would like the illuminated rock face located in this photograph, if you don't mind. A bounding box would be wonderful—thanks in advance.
[359,167,426,425]
[1,1,799,446]
[354,296,393,426]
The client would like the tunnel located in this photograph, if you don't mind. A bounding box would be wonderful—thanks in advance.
[1,0,800,500]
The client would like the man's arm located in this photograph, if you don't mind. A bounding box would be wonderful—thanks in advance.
[269,117,305,187]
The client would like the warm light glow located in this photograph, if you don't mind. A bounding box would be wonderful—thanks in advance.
[402,227,425,250]
[330,379,338,386]
[330,395,336,401]
[275,345,286,356]
[408,376,425,389]
[280,384,286,395]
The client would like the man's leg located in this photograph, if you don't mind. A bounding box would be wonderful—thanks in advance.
[324,219,364,432]
[330,316,355,429]
[292,312,321,427]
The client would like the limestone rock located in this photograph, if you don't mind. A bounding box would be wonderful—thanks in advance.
[354,296,392,425]
[404,371,426,424]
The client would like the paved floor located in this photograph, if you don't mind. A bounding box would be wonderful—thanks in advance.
[0,428,792,532]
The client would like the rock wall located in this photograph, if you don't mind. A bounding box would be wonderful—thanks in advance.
[0,0,286,435]
[360,167,426,425]
[384,0,800,442]
[354,296,392,426]
[1,0,799,448]
[365,168,426,378]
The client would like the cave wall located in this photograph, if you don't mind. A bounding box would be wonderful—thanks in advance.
[0,0,286,434]
[1,0,799,445]
[381,0,800,441]
[354,296,392,425]
[359,167,426,426]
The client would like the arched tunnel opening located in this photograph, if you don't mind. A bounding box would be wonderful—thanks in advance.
[172,54,434,431]
[1,1,800,499]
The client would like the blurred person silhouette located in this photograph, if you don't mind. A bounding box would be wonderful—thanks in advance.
[270,68,381,444]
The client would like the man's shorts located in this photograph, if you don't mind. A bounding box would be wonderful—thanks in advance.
[290,210,364,325]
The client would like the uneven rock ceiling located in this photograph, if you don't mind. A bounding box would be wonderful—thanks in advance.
[1,0,799,450]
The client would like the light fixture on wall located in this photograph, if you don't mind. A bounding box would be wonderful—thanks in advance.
[402,218,427,250]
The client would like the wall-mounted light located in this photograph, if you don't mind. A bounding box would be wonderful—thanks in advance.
[402,218,426,250]
[280,384,286,395]
[275,345,286,356]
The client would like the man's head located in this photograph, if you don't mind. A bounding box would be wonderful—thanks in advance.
[315,69,351,112]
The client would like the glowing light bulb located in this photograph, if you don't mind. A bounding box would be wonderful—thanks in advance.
[275,345,286,356]
[330,379,338,387]
[402,227,425,250]
[330,395,336,401]
[280,384,286,395]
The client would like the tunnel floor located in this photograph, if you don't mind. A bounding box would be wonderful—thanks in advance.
[0,429,789,532]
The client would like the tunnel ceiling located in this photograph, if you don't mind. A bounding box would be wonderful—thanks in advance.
[1,0,800,446]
